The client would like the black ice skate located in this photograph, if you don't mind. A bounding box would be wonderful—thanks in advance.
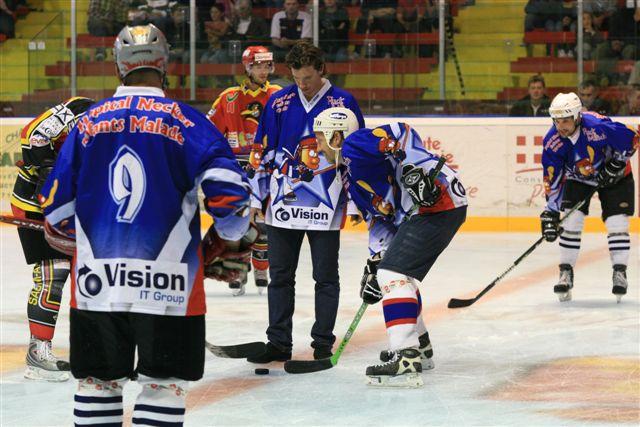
[379,332,434,370]
[254,269,268,295]
[366,348,423,388]
[229,273,248,296]
[554,264,574,302]
[612,264,628,303]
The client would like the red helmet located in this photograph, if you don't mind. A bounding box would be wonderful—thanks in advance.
[241,46,274,74]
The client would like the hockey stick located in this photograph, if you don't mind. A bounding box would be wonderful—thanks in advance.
[0,215,44,231]
[447,188,597,309]
[205,340,267,359]
[284,302,368,374]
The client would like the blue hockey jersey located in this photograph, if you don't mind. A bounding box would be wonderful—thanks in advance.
[40,86,251,316]
[341,123,468,254]
[542,112,638,212]
[252,80,364,230]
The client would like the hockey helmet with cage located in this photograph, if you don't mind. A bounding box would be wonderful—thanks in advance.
[242,46,274,74]
[549,92,582,121]
[114,24,169,80]
[313,107,359,150]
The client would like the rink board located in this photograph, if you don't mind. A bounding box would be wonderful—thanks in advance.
[1,116,638,232]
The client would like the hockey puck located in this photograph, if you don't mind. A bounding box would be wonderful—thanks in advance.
[254,368,269,375]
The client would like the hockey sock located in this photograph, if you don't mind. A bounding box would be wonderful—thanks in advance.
[132,375,187,426]
[559,210,585,267]
[414,287,427,337]
[378,269,420,351]
[74,377,127,426]
[28,259,69,340]
[605,214,630,266]
[252,223,269,271]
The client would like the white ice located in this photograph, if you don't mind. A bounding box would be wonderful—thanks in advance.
[1,227,638,426]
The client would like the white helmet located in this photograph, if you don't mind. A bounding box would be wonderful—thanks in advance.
[313,107,359,150]
[549,92,582,120]
[114,24,169,80]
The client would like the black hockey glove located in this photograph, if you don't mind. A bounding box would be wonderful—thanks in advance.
[299,168,314,182]
[35,159,55,200]
[596,159,626,187]
[401,164,441,208]
[540,210,560,242]
[360,254,383,305]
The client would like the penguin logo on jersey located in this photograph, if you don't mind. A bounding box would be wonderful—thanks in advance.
[77,265,102,298]
[241,102,263,121]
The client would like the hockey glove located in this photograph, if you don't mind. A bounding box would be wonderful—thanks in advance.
[203,224,258,283]
[35,159,55,201]
[596,159,626,187]
[299,168,314,182]
[44,220,76,256]
[359,254,383,305]
[540,210,560,242]
[401,164,441,208]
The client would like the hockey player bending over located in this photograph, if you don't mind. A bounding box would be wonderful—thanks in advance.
[40,24,252,426]
[207,46,281,296]
[541,92,638,303]
[313,109,468,387]
[11,96,94,381]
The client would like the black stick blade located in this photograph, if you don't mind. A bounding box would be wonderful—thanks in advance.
[284,358,334,374]
[206,341,266,358]
[447,298,475,309]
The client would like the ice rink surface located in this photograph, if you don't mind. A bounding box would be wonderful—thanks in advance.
[1,227,638,426]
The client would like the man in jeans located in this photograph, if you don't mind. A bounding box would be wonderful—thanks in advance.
[247,41,364,363]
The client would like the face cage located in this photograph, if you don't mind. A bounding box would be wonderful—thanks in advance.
[246,61,275,76]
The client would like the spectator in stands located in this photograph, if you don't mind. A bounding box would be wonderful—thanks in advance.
[129,1,178,43]
[524,0,563,32]
[356,0,402,58]
[628,61,640,86]
[232,0,270,48]
[271,0,312,61]
[319,0,350,62]
[396,0,438,57]
[509,74,550,117]
[87,0,128,61]
[617,84,640,116]
[595,6,639,86]
[583,0,617,31]
[0,0,17,39]
[201,4,232,64]
[582,11,604,60]
[578,80,613,116]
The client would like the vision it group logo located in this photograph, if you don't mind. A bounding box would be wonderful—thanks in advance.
[77,265,102,298]
[274,207,290,222]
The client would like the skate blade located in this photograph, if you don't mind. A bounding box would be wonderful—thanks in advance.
[556,290,572,302]
[422,358,435,371]
[231,287,246,297]
[24,366,70,382]
[615,294,623,304]
[366,373,423,388]
[257,287,265,296]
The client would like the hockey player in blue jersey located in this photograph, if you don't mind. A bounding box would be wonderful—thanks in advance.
[40,25,252,426]
[247,41,365,364]
[313,108,468,387]
[540,92,638,303]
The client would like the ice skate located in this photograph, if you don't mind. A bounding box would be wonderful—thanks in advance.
[366,348,423,388]
[379,332,434,370]
[554,264,574,302]
[229,275,247,296]
[612,264,627,303]
[24,338,70,382]
[254,269,268,295]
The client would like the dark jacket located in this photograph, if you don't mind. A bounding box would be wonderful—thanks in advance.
[509,94,551,117]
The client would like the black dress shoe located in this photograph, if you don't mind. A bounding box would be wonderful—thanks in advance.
[247,342,291,363]
[313,347,333,360]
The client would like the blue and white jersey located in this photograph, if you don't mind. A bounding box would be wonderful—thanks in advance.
[341,123,467,255]
[252,80,364,230]
[542,112,638,212]
[40,86,251,316]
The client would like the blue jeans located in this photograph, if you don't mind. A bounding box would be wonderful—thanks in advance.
[265,225,340,351]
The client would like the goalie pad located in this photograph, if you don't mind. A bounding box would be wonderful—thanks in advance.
[203,224,259,283]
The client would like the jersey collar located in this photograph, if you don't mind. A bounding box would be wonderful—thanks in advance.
[297,78,331,113]
[241,79,270,97]
[114,86,166,98]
